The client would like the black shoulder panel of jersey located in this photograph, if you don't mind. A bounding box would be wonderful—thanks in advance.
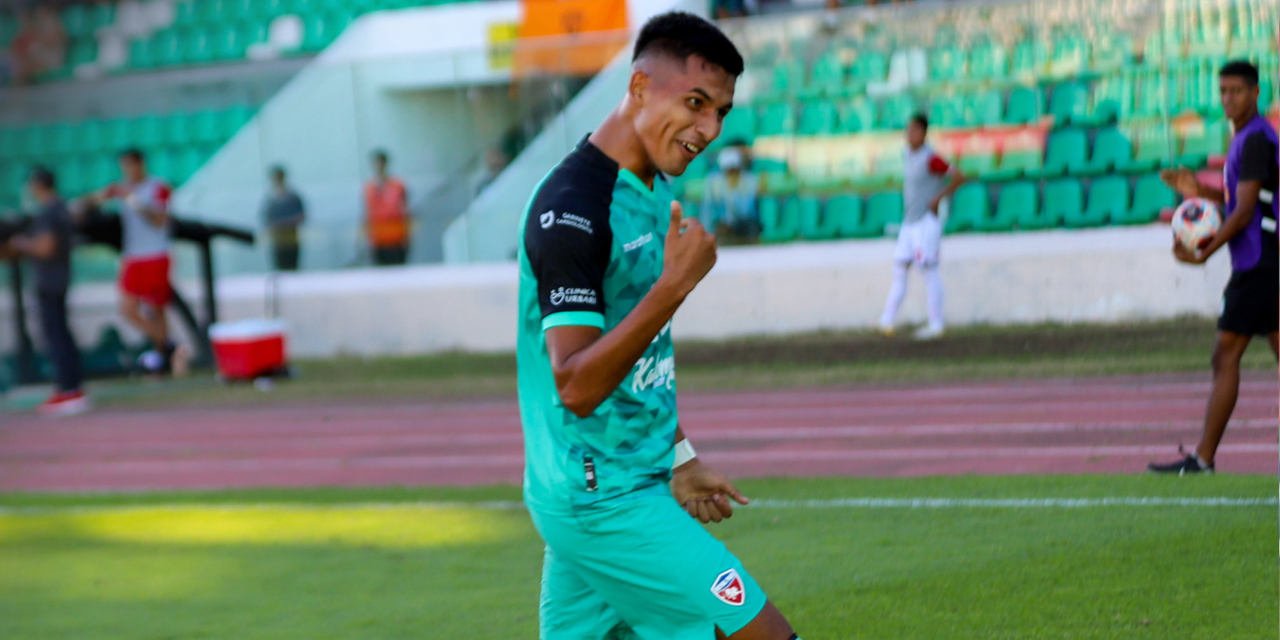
[1238,130,1278,189]
[524,140,619,321]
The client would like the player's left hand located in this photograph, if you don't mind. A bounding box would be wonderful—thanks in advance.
[671,458,749,524]
[927,196,942,215]
[1172,238,1206,264]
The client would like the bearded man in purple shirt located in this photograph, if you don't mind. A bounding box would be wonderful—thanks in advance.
[1150,60,1278,475]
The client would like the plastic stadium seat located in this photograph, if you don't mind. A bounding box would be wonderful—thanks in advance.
[993,181,1037,231]
[1133,75,1169,117]
[877,94,915,131]
[760,197,800,243]
[1050,36,1089,75]
[85,155,116,188]
[49,123,76,156]
[1144,30,1182,64]
[1176,118,1227,167]
[256,0,296,19]
[756,103,795,136]
[928,94,965,128]
[100,119,131,153]
[1082,127,1134,175]
[1091,74,1133,122]
[133,115,167,148]
[183,27,218,65]
[22,124,53,158]
[928,46,966,83]
[166,112,195,147]
[1092,34,1134,71]
[967,90,1004,128]
[967,41,1007,81]
[1128,128,1173,172]
[797,196,837,240]
[191,110,222,144]
[1073,175,1128,227]
[770,60,805,98]
[683,155,708,181]
[987,148,1042,181]
[1048,82,1089,126]
[130,37,157,69]
[1004,86,1042,125]
[719,108,756,145]
[798,100,838,136]
[837,100,875,134]
[1040,128,1088,177]
[945,182,988,234]
[806,52,846,99]
[0,129,19,161]
[825,195,863,238]
[1038,179,1083,229]
[153,29,184,67]
[851,52,888,84]
[957,145,996,178]
[1010,40,1050,77]
[872,149,904,182]
[1118,174,1175,225]
[173,0,200,27]
[855,192,903,237]
[302,14,339,51]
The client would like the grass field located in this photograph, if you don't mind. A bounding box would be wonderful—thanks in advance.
[2,475,1276,640]
[8,317,1273,411]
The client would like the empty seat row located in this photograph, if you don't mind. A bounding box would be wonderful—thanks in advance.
[0,107,255,162]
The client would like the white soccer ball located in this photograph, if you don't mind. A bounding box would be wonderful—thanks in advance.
[1171,197,1221,251]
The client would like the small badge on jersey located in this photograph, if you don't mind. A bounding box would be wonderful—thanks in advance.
[710,569,746,606]
[540,211,556,229]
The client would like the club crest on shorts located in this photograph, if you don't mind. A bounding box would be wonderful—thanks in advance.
[710,569,745,606]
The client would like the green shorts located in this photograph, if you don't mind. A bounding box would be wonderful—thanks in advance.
[529,492,768,640]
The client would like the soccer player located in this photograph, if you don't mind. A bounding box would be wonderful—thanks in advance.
[4,166,90,415]
[878,113,966,340]
[91,148,186,375]
[1149,60,1278,475]
[516,13,800,640]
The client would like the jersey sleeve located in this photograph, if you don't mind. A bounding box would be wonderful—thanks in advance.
[1238,131,1277,184]
[524,188,612,331]
[928,154,952,175]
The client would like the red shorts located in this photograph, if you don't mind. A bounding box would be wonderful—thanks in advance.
[119,254,172,307]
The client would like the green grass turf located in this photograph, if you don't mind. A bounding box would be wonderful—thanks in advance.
[2,475,1275,639]
[9,317,1273,411]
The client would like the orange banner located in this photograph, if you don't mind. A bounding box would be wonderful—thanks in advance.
[514,0,629,77]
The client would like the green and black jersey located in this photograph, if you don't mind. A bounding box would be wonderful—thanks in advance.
[516,137,679,513]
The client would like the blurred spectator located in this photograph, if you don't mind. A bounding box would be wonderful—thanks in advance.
[5,166,91,415]
[701,146,761,243]
[7,5,66,85]
[473,146,509,196]
[711,0,751,19]
[261,165,305,271]
[363,149,410,266]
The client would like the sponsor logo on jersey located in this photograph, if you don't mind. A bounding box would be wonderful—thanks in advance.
[540,210,555,229]
[624,232,653,252]
[549,287,597,306]
[710,569,745,606]
[632,353,675,393]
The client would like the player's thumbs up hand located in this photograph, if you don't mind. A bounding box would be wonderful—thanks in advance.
[661,200,717,299]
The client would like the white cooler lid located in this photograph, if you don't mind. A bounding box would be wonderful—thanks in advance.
[209,318,288,341]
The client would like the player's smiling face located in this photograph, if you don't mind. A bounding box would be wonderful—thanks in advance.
[633,54,736,177]
[1218,75,1258,121]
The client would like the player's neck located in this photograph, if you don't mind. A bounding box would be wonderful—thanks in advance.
[589,111,657,189]
[1230,106,1259,133]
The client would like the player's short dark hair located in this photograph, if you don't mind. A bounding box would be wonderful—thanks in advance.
[371,149,388,164]
[28,165,55,190]
[269,164,286,179]
[909,113,929,130]
[118,147,145,162]
[1219,60,1259,86]
[633,12,744,77]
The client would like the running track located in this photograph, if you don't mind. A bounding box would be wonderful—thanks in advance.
[1,373,1275,492]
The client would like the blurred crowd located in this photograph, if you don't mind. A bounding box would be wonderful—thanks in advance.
[0,2,67,85]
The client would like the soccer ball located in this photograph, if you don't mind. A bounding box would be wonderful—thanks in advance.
[1171,198,1221,251]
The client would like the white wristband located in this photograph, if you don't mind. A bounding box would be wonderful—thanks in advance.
[673,439,697,468]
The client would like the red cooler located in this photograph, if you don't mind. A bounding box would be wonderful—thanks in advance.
[209,319,288,380]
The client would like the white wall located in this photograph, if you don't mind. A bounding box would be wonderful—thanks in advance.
[1,226,1234,359]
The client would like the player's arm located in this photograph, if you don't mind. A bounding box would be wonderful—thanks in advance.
[9,229,56,260]
[1175,179,1262,264]
[1161,167,1225,205]
[926,155,966,214]
[547,202,716,417]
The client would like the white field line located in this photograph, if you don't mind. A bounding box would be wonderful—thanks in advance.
[1,496,1275,517]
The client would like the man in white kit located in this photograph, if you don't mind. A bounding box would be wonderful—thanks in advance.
[879,113,966,340]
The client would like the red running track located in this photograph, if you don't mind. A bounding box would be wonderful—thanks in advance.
[1,373,1275,492]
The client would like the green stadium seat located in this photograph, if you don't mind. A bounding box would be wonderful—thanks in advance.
[877,94,915,131]
[57,158,88,196]
[0,129,19,161]
[825,195,863,238]
[302,14,339,51]
[1051,36,1089,75]
[683,155,708,181]
[854,192,902,238]
[130,37,157,70]
[797,196,838,240]
[967,90,1004,128]
[1074,175,1128,227]
[719,108,756,145]
[1133,75,1169,117]
[191,110,222,144]
[1082,127,1134,175]
[945,182,988,234]
[1038,179,1083,229]
[147,149,176,184]
[987,148,1042,181]
[66,37,97,72]
[968,41,1008,81]
[837,100,874,134]
[1010,40,1050,78]
[1092,74,1133,122]
[1127,128,1173,172]
[770,60,805,99]
[993,181,1037,232]
[173,0,200,28]
[797,100,838,136]
[851,51,888,84]
[1004,86,1042,125]
[153,29,184,67]
[1176,118,1227,168]
[1143,29,1182,63]
[1040,128,1088,177]
[928,94,965,128]
[760,197,801,243]
[101,119,131,153]
[928,46,966,83]
[61,3,93,38]
[213,23,253,61]
[761,170,799,197]
[1092,33,1134,71]
[132,115,167,148]
[1048,82,1089,126]
[1118,174,1175,225]
[806,52,846,99]
[757,103,796,137]
[49,123,76,156]
[166,112,195,147]
[256,0,296,18]
[957,145,996,178]
[85,155,116,188]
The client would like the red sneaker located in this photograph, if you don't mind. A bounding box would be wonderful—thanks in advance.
[37,390,92,417]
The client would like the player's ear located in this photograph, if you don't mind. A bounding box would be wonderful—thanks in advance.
[629,69,650,106]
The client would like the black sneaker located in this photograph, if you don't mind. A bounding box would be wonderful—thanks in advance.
[1148,447,1214,475]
